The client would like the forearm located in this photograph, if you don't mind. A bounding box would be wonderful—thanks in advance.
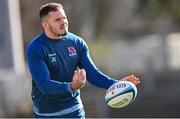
[79,52,117,89]
[37,78,73,96]
[27,49,74,96]
[86,66,117,89]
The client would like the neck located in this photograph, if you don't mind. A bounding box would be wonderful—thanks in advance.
[44,30,62,40]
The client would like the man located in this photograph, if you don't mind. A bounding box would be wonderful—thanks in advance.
[26,2,140,118]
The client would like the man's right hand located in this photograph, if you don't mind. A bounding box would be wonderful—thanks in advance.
[71,68,86,91]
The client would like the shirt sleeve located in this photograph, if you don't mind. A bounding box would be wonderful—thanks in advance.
[26,44,75,96]
[78,39,118,89]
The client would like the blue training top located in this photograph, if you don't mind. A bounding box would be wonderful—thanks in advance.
[26,32,117,118]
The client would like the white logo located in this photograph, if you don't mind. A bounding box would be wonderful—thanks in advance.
[68,46,77,56]
[48,53,56,57]
[48,53,57,62]
[51,57,56,62]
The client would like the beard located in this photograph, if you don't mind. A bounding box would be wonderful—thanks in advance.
[61,32,67,36]
[49,24,68,38]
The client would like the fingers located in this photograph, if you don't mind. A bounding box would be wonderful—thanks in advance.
[121,74,140,85]
[75,68,86,81]
[71,68,86,91]
[72,70,78,81]
[79,69,86,81]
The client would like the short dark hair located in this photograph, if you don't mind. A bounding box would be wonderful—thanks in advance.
[39,3,63,19]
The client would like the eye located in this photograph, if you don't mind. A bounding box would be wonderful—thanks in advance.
[54,17,66,22]
[55,18,61,22]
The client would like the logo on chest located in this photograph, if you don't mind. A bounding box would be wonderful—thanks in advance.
[68,46,77,56]
[48,53,57,62]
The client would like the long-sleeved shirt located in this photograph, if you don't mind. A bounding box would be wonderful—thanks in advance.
[26,32,117,118]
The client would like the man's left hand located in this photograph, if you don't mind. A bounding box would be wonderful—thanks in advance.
[121,74,140,85]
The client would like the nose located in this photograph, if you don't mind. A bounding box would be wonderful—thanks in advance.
[60,20,67,26]
[61,19,65,23]
[62,20,68,26]
[62,17,67,22]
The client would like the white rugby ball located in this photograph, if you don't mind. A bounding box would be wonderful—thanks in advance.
[105,81,137,108]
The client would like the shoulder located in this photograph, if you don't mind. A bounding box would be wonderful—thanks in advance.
[26,33,45,56]
[66,33,90,55]
[65,32,88,47]
[65,32,84,43]
[65,32,81,39]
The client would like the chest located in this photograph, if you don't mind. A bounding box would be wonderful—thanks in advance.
[43,42,79,81]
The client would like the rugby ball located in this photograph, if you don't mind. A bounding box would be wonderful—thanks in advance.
[105,81,137,108]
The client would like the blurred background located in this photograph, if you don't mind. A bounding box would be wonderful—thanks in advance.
[0,0,180,117]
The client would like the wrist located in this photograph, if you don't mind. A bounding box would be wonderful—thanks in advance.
[68,83,75,92]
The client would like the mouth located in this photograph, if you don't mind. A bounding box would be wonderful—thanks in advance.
[60,24,68,29]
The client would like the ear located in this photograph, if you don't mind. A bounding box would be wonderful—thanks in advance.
[42,21,48,29]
